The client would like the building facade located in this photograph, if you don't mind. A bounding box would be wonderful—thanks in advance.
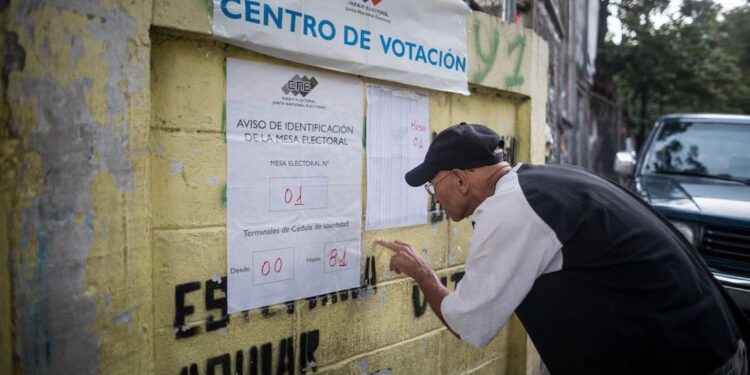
[470,0,621,179]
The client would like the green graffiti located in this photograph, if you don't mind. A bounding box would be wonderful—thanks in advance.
[222,103,227,144]
[362,116,367,148]
[221,183,227,206]
[505,34,526,89]
[471,19,500,84]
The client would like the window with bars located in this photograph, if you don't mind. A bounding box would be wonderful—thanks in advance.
[463,0,518,23]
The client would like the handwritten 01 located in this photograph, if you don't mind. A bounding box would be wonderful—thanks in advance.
[284,185,304,206]
[411,120,426,149]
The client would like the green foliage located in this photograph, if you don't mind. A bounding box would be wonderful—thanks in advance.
[604,0,750,149]
[719,4,750,114]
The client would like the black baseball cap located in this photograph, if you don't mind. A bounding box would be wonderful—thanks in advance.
[405,123,503,187]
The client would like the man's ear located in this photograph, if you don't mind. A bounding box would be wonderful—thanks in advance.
[452,169,470,194]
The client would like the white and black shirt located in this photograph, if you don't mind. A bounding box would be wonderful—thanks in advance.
[441,163,741,374]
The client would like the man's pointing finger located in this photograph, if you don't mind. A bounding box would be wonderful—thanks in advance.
[375,239,404,252]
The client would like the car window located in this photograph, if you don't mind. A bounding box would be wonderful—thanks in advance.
[643,121,750,180]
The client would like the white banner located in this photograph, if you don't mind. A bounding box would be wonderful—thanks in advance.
[226,58,363,312]
[214,0,470,94]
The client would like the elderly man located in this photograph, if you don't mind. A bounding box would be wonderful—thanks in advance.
[376,123,748,374]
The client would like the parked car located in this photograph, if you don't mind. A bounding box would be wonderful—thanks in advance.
[614,113,750,311]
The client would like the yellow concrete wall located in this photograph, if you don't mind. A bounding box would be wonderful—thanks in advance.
[2,0,548,373]
[466,12,549,164]
[2,1,154,374]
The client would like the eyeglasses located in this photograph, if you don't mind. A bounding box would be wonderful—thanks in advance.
[424,172,452,195]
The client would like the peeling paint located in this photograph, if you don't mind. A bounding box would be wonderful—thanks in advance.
[83,214,93,230]
[306,359,317,370]
[113,311,131,331]
[206,175,221,186]
[33,233,47,281]
[370,369,392,375]
[9,0,144,373]
[68,33,84,69]
[2,31,25,88]
[168,159,184,176]
[357,356,368,375]
[12,77,108,375]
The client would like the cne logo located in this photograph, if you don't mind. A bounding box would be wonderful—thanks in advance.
[282,75,319,97]
[363,0,382,5]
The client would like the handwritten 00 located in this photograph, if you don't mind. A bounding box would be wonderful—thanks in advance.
[260,257,283,276]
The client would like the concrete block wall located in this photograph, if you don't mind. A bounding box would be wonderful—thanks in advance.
[1,0,548,374]
[3,1,154,374]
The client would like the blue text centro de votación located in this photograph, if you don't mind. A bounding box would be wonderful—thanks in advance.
[219,0,466,73]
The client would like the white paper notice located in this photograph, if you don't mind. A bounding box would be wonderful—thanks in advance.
[226,58,363,313]
[365,84,429,231]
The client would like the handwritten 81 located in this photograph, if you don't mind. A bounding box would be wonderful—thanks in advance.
[324,240,358,273]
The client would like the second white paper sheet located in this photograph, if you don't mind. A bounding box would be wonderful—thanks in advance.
[365,84,430,231]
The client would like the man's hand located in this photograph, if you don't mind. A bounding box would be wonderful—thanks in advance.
[374,238,458,338]
[375,239,432,282]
